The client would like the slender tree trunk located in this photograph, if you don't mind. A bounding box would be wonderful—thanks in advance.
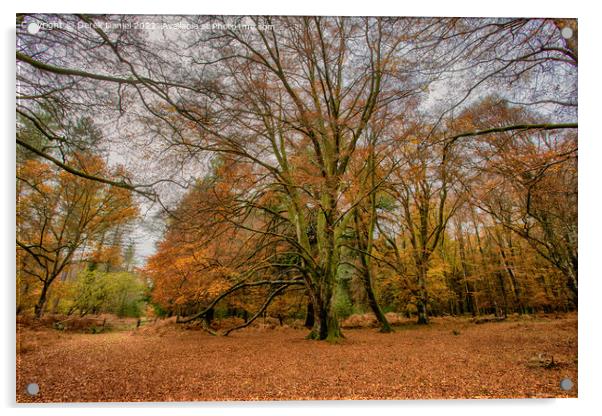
[34,282,49,319]
[17,280,29,315]
[495,271,509,318]
[361,268,392,332]
[51,296,60,315]
[355,135,393,333]
[455,222,476,316]
[497,234,524,314]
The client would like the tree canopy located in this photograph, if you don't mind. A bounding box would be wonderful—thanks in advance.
[16,15,577,340]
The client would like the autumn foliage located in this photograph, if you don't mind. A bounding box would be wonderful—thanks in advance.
[17,148,139,318]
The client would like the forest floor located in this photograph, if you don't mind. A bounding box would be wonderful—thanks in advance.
[16,313,577,402]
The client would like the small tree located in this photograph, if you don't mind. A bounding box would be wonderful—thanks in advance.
[17,153,138,318]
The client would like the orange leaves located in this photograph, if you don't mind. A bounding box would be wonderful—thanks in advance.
[206,278,231,298]
[16,315,578,401]
[143,159,293,315]
[144,239,236,310]
[451,113,476,134]
[16,148,139,314]
[144,202,236,310]
[18,158,53,184]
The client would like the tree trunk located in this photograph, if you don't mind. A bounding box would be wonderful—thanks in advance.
[498,240,524,314]
[304,300,314,329]
[416,300,428,324]
[455,223,476,316]
[306,286,343,341]
[361,269,392,332]
[204,307,214,326]
[566,267,578,305]
[34,283,49,319]
[495,271,509,318]
[416,264,429,324]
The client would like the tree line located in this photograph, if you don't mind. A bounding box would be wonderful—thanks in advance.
[16,15,577,339]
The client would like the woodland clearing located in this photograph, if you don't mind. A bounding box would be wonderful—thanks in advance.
[16,313,577,402]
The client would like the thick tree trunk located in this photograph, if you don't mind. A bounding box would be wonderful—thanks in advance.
[416,300,428,324]
[306,286,343,341]
[416,265,429,325]
[565,266,578,306]
[204,307,214,326]
[304,300,314,329]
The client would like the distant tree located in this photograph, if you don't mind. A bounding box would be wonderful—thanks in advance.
[66,270,147,317]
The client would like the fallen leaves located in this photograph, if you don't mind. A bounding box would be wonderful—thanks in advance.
[16,314,577,402]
